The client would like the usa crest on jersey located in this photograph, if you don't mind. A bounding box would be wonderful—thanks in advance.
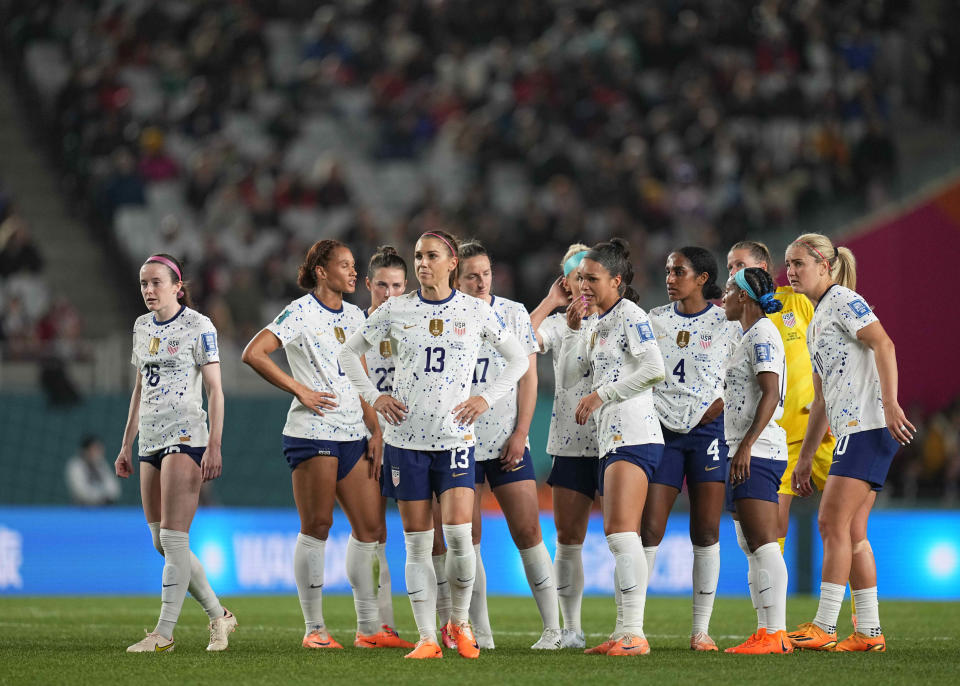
[454,319,466,336]
[781,311,796,328]
[167,339,179,355]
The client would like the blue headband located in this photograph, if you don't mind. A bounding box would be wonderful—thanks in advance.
[734,269,776,307]
[563,250,589,277]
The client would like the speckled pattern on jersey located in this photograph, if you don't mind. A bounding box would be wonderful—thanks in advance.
[359,289,508,451]
[649,302,741,433]
[362,307,396,434]
[470,296,539,462]
[267,294,368,441]
[131,306,218,454]
[723,318,787,460]
[538,313,597,457]
[581,298,664,457]
[808,284,885,439]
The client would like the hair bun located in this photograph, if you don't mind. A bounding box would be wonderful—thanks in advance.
[609,237,631,259]
[377,245,399,257]
[763,298,784,314]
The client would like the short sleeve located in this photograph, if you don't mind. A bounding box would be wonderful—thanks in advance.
[538,316,561,354]
[834,289,878,337]
[750,327,783,376]
[514,306,539,356]
[266,302,303,347]
[623,308,658,357]
[480,302,508,345]
[130,331,139,368]
[194,322,220,366]
[359,299,392,345]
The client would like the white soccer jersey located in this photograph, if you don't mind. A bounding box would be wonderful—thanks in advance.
[267,294,367,441]
[538,312,597,457]
[131,306,219,454]
[582,298,665,457]
[808,285,884,438]
[723,318,787,459]
[359,289,511,451]
[649,302,741,432]
[470,296,539,461]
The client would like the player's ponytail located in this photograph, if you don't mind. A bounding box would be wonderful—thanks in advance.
[735,267,782,314]
[792,233,857,291]
[297,239,346,291]
[144,253,194,309]
[368,245,407,279]
[587,237,640,304]
[677,246,723,300]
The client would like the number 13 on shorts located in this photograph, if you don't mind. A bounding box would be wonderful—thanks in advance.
[450,447,470,470]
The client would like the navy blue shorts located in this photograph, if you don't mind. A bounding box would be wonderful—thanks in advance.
[282,435,368,481]
[725,456,786,512]
[382,444,476,501]
[598,443,663,496]
[828,427,900,492]
[651,417,728,489]
[140,444,204,469]
[547,456,600,499]
[475,448,536,488]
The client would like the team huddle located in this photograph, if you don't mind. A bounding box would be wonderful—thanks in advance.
[115,229,913,658]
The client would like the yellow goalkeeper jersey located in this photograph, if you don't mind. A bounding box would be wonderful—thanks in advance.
[768,286,816,444]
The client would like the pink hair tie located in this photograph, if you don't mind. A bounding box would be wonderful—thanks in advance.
[146,255,182,282]
[797,240,829,263]
[421,232,456,257]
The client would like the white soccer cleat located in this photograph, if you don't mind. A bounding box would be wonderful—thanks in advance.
[531,627,563,650]
[127,630,174,653]
[207,608,238,652]
[475,631,495,650]
[560,628,586,649]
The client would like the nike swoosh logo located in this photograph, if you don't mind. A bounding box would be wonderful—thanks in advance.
[621,585,637,592]
[309,583,323,588]
[437,579,448,586]
[759,587,772,593]
[621,645,637,651]
[403,324,417,329]
[162,583,177,587]
[452,472,468,477]
[407,589,424,596]
[154,642,173,652]
[456,577,475,583]
[832,460,840,464]
[534,577,549,587]
[705,465,720,471]
[697,590,714,595]
[557,585,570,591]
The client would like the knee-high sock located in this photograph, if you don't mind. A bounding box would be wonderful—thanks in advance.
[606,532,648,638]
[691,543,720,635]
[519,542,560,631]
[554,543,584,632]
[294,533,326,632]
[442,524,476,625]
[149,522,223,621]
[346,535,379,635]
[376,542,394,628]
[754,541,788,632]
[404,530,437,641]
[851,587,881,637]
[155,529,192,639]
[813,582,845,634]
[643,545,658,575]
[735,521,764,631]
[433,553,452,627]
[469,543,493,637]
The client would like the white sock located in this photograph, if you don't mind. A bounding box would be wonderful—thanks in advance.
[155,529,191,639]
[433,553,452,627]
[404,530,437,641]
[554,543,584,632]
[519,542,560,631]
[377,542,394,628]
[643,545,658,575]
[442,524,476,625]
[346,535,379,635]
[813,582,845,634]
[735,521,764,631]
[606,532,648,638]
[294,533,326,632]
[149,522,223,621]
[470,543,493,637]
[692,543,720,635]
[613,584,624,637]
[754,541,788,632]
[851,587,881,637]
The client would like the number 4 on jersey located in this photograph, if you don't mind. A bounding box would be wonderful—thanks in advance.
[672,359,686,384]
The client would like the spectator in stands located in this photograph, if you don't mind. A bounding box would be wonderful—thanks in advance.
[65,435,121,505]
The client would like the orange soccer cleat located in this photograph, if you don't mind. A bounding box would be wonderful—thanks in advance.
[302,629,343,649]
[440,622,457,649]
[727,630,793,654]
[584,638,617,655]
[606,634,651,656]
[834,631,885,652]
[404,638,443,659]
[354,626,417,649]
[446,621,480,659]
[690,631,718,652]
[725,630,767,654]
[787,622,838,651]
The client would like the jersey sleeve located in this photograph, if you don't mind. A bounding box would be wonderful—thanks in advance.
[538,316,561,354]
[358,299,392,346]
[750,326,783,377]
[266,302,303,347]
[193,320,220,366]
[514,305,539,356]
[623,307,659,357]
[834,289,879,337]
[479,302,508,345]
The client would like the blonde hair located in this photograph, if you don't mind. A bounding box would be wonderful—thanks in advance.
[561,242,591,272]
[791,233,857,290]
[729,240,773,270]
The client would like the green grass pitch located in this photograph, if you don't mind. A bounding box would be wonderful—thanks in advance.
[1,595,958,685]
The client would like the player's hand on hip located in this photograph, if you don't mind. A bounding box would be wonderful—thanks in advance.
[452,396,489,426]
[298,388,338,416]
[574,391,602,425]
[115,449,133,479]
[884,403,915,445]
[374,394,407,425]
[200,446,222,482]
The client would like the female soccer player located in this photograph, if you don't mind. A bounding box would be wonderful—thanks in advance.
[726,241,836,554]
[643,247,740,651]
[117,253,236,653]
[720,267,792,655]
[785,234,913,653]
[558,238,666,657]
[528,243,598,649]
[362,245,415,648]
[242,239,385,650]
[338,231,529,660]
[454,240,561,650]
